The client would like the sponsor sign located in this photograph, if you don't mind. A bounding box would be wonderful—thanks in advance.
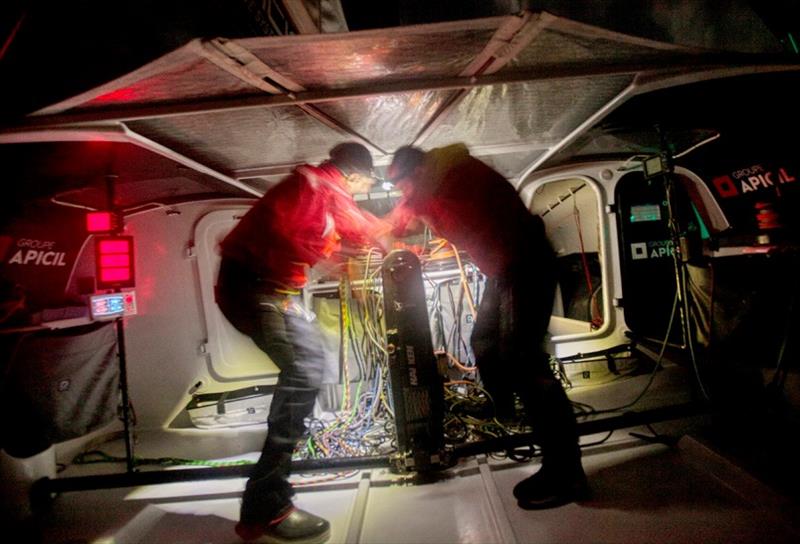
[631,240,674,260]
[1,209,87,311]
[711,164,796,199]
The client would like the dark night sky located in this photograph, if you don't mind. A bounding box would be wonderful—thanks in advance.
[0,1,260,120]
[0,1,796,122]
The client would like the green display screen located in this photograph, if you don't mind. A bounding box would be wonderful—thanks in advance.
[630,204,662,223]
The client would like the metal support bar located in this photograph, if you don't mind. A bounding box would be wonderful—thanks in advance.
[33,455,392,498]
[7,61,793,131]
[195,37,387,154]
[115,317,135,473]
[105,174,135,474]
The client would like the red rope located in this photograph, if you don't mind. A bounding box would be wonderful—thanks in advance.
[573,202,603,328]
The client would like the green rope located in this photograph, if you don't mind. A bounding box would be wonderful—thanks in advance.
[73,450,254,468]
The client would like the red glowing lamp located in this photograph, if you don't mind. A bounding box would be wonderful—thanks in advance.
[86,211,116,233]
[95,235,135,289]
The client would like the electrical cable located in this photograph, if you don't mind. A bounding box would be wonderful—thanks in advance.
[663,171,711,402]
[679,261,711,402]
[628,422,678,447]
[436,350,476,374]
[571,400,597,417]
[298,256,398,460]
[579,430,615,448]
[450,242,477,320]
[585,288,679,416]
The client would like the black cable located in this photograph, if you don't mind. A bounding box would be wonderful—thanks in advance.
[662,169,711,402]
[629,423,678,447]
[506,443,539,462]
[589,289,679,416]
[571,400,597,417]
[580,430,615,448]
[443,414,469,443]
[679,257,711,402]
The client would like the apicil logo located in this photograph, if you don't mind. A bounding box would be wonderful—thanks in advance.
[631,242,648,260]
[631,240,673,260]
[712,165,796,199]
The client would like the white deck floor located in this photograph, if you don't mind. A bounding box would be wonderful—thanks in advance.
[14,363,800,543]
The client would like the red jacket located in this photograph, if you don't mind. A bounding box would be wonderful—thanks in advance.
[221,163,382,289]
[388,145,540,278]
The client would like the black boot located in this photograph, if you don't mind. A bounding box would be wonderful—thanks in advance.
[235,505,331,544]
[513,465,590,509]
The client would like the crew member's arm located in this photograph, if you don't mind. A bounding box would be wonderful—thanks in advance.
[327,186,393,252]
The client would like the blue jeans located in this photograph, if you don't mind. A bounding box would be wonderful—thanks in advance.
[216,258,325,522]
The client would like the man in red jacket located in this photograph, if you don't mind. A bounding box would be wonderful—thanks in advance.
[386,144,588,510]
[216,142,385,543]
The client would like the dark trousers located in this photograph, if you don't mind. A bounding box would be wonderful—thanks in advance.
[216,258,325,522]
[470,242,581,473]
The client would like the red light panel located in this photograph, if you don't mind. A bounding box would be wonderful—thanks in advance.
[99,239,131,254]
[99,254,130,267]
[100,268,131,282]
[86,212,114,233]
[94,235,135,289]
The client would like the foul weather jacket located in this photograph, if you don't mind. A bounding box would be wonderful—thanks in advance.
[387,144,544,278]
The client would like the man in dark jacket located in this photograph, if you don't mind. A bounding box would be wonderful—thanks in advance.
[217,142,385,543]
[386,144,588,509]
